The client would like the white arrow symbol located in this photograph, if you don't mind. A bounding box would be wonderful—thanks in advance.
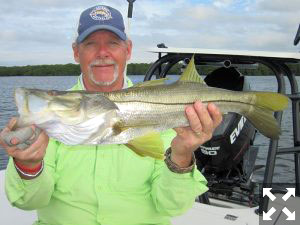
[282,207,295,221]
[263,207,276,220]
[282,188,295,201]
[263,188,276,201]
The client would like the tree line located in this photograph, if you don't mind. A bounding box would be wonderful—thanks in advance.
[0,62,299,76]
[0,63,162,76]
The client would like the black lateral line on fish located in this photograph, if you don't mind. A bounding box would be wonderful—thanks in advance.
[113,100,255,106]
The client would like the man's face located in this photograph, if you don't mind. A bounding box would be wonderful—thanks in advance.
[73,30,132,92]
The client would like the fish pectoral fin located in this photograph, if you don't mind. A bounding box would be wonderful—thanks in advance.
[178,55,206,84]
[125,132,165,160]
[81,110,121,144]
[131,78,170,88]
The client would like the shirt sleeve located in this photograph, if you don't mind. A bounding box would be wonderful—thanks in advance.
[5,138,58,210]
[150,129,208,217]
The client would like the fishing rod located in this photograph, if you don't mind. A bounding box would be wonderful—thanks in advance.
[294,23,300,46]
[124,0,136,78]
[127,0,136,31]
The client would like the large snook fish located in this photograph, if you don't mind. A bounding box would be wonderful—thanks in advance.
[14,57,289,159]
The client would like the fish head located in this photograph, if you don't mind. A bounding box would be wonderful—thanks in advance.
[14,88,84,127]
[15,88,48,115]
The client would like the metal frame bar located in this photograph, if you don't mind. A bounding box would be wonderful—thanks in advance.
[278,63,300,196]
[277,146,300,154]
[144,54,190,81]
[257,60,286,214]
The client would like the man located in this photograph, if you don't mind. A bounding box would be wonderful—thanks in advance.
[0,5,222,225]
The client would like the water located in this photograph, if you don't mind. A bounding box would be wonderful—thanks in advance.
[0,75,298,183]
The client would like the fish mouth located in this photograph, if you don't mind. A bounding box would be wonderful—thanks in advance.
[14,88,30,127]
[14,88,27,115]
[15,88,49,116]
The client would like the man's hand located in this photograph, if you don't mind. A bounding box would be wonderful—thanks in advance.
[171,101,222,167]
[0,118,49,169]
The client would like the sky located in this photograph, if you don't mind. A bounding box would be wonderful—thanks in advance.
[0,0,299,66]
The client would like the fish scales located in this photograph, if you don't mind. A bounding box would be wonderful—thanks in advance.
[105,82,255,105]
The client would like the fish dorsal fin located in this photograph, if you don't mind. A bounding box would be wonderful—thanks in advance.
[125,132,165,160]
[179,55,206,84]
[132,78,169,88]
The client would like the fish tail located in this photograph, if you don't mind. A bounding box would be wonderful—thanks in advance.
[242,92,289,139]
[125,132,165,160]
[254,92,289,111]
[244,106,281,139]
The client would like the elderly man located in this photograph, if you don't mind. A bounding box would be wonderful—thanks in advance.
[0,5,222,225]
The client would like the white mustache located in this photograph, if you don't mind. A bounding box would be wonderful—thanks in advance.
[90,59,115,66]
[87,59,119,86]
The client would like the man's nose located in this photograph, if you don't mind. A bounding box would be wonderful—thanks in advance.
[96,44,110,58]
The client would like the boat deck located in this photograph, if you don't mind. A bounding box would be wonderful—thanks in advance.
[0,171,36,225]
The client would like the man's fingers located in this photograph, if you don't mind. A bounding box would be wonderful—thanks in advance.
[0,130,11,148]
[7,117,18,130]
[10,137,20,145]
[207,103,223,129]
[194,101,213,134]
[0,118,48,165]
[5,146,20,156]
[173,127,186,136]
[0,117,18,146]
[185,103,202,133]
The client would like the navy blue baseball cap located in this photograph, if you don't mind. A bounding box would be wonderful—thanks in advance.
[76,5,127,43]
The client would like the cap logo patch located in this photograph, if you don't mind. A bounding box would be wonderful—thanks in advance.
[90,6,112,21]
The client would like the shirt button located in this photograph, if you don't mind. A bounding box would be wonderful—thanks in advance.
[97,214,105,222]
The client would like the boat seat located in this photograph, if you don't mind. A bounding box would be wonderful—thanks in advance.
[204,67,244,91]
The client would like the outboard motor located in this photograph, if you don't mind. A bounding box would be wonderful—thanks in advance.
[195,66,258,206]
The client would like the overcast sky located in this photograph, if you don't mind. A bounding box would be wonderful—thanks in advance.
[1,0,299,66]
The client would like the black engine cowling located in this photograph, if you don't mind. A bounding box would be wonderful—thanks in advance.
[195,67,256,173]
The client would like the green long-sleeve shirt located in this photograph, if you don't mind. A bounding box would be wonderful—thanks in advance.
[5,77,208,225]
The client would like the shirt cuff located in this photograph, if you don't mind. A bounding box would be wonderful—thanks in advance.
[5,157,47,203]
[161,162,209,195]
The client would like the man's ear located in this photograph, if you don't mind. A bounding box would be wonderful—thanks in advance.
[72,43,80,63]
[126,40,133,61]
